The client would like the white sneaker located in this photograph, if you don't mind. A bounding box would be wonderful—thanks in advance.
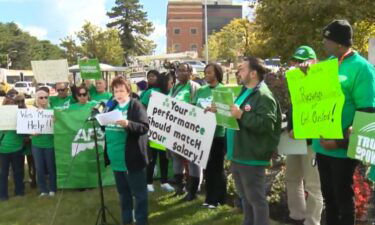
[49,192,56,197]
[160,183,175,192]
[202,202,209,207]
[147,184,155,192]
[208,204,217,209]
[39,193,48,197]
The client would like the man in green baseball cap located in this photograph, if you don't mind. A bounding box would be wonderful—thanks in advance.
[285,45,323,225]
[290,45,317,66]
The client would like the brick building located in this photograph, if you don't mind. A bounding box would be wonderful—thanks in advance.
[166,0,242,55]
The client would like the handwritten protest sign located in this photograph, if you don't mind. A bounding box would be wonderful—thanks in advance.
[31,59,69,83]
[17,109,54,134]
[348,112,375,165]
[79,59,101,80]
[147,91,216,169]
[0,106,18,130]
[369,38,375,65]
[286,59,344,139]
[212,90,239,130]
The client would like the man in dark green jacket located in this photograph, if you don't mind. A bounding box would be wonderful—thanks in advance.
[228,56,282,225]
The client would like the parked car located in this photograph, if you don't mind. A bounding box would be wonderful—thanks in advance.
[183,60,206,73]
[129,71,147,84]
[14,81,35,98]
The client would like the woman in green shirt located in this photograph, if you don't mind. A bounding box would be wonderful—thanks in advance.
[0,90,26,201]
[31,88,57,197]
[143,71,175,192]
[195,63,227,208]
[69,85,96,110]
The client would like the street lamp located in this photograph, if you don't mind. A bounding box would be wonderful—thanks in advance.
[6,50,18,70]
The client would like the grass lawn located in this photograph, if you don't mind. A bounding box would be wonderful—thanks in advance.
[0,181,287,225]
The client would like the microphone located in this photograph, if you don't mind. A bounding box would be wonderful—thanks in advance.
[87,101,106,121]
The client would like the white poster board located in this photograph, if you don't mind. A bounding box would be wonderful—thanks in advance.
[0,106,18,130]
[369,38,375,65]
[31,59,69,83]
[17,109,54,134]
[278,131,307,155]
[147,91,216,169]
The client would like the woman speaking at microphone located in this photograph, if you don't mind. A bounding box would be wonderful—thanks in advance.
[104,76,149,225]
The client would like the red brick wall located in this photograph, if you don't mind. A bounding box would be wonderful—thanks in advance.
[167,3,204,55]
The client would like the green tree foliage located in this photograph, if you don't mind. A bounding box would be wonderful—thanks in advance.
[247,0,375,60]
[206,19,254,63]
[0,22,64,69]
[60,22,124,66]
[107,0,155,62]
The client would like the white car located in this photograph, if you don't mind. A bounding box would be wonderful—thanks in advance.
[183,60,206,73]
[14,81,35,98]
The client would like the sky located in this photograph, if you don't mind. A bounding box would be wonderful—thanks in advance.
[0,0,251,55]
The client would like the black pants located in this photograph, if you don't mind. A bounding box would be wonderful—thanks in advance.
[316,153,358,225]
[204,137,227,205]
[147,147,169,184]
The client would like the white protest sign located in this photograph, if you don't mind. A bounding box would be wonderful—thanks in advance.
[31,59,69,83]
[369,38,375,65]
[0,106,18,130]
[147,91,216,169]
[278,131,307,155]
[17,109,54,134]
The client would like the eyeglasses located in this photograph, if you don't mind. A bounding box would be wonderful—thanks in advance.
[77,93,88,97]
[57,88,67,92]
[38,96,48,100]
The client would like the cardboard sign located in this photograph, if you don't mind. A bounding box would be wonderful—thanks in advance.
[286,59,345,139]
[147,91,216,169]
[0,106,18,130]
[17,109,54,134]
[31,59,69,83]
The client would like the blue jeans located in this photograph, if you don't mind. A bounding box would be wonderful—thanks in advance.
[32,146,57,193]
[113,169,148,225]
[0,150,25,200]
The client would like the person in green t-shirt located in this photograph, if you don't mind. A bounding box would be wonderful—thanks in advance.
[313,20,375,225]
[104,76,149,225]
[169,63,201,201]
[0,91,26,201]
[31,88,57,197]
[193,63,227,209]
[226,57,281,225]
[68,85,96,110]
[89,79,112,104]
[49,82,75,110]
[143,70,175,193]
[284,46,323,225]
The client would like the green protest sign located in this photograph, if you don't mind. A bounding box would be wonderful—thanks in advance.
[79,59,102,80]
[348,112,375,165]
[54,109,115,188]
[212,90,239,130]
[286,59,344,139]
[219,85,242,98]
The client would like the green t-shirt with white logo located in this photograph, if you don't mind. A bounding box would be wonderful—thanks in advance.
[193,84,225,137]
[105,102,129,171]
[89,85,112,104]
[170,83,191,103]
[49,96,75,110]
[313,52,375,158]
[0,131,24,153]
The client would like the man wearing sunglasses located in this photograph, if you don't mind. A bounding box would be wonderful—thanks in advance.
[49,82,76,110]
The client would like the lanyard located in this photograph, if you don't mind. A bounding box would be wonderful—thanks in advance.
[339,49,353,65]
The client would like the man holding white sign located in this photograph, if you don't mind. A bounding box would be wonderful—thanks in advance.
[227,57,282,225]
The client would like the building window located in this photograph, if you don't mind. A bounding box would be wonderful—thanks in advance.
[191,44,198,51]
[174,44,181,52]
[174,28,180,35]
[190,28,197,35]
